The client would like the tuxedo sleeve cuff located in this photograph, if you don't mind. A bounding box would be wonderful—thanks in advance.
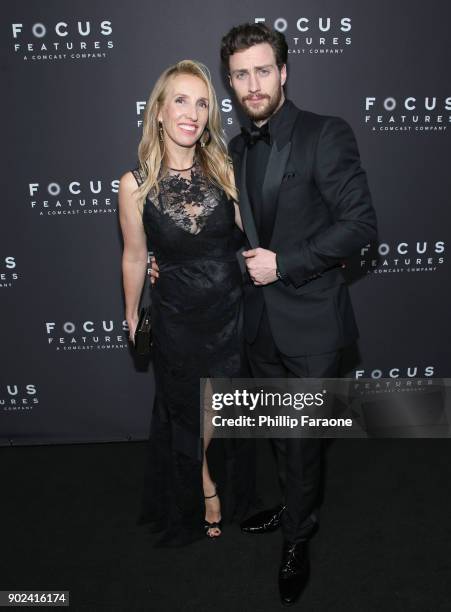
[276,254,291,286]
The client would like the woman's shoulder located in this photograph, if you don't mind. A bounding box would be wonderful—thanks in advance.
[119,167,145,190]
[118,170,144,211]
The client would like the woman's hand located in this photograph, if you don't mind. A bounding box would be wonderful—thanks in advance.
[127,313,139,345]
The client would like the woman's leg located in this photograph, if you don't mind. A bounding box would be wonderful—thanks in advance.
[202,378,222,536]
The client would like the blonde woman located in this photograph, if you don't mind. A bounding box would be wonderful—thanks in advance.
[118,60,254,546]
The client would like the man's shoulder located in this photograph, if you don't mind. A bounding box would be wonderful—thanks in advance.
[295,107,351,135]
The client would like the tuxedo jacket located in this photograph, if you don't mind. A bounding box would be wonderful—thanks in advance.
[229,100,378,357]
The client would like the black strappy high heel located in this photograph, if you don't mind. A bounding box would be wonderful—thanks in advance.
[204,484,222,538]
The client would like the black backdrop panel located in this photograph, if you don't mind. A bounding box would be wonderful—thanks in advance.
[1,0,450,444]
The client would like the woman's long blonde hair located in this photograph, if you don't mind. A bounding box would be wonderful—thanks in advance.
[135,60,237,213]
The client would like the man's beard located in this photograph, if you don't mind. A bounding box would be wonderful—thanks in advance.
[240,86,283,122]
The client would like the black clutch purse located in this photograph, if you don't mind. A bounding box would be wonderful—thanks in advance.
[134,305,152,355]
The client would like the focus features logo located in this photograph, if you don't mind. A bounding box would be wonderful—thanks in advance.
[45,319,129,351]
[28,179,119,216]
[361,240,445,274]
[255,16,352,55]
[11,20,114,62]
[1,384,39,412]
[136,98,234,128]
[355,366,435,379]
[1,256,19,288]
[364,96,451,133]
[353,367,436,394]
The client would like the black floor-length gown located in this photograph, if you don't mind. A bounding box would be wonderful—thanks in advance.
[131,159,254,546]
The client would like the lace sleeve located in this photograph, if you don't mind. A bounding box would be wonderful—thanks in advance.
[131,166,146,187]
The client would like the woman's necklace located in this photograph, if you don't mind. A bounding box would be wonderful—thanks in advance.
[167,160,195,172]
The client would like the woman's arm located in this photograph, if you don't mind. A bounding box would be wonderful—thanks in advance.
[118,171,149,343]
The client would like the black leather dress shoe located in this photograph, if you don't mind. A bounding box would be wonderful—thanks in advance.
[278,540,310,607]
[240,504,286,534]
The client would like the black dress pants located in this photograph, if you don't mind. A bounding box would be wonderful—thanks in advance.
[245,304,342,543]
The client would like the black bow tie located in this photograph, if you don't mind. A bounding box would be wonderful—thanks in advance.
[241,122,271,147]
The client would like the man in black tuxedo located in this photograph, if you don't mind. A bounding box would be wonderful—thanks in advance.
[220,23,377,606]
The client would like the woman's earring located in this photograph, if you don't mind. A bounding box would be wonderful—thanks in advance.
[158,121,164,142]
[200,127,211,148]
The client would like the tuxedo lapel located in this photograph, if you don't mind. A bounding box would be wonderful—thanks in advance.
[266,104,303,249]
[260,141,291,246]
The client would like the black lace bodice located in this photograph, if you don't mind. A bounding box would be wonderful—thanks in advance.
[151,160,223,235]
[132,160,240,263]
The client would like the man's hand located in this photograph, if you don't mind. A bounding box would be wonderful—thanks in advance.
[148,255,159,285]
[242,248,277,286]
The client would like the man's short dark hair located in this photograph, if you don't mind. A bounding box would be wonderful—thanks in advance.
[220,23,288,70]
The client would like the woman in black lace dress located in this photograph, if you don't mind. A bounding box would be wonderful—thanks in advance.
[118,60,254,546]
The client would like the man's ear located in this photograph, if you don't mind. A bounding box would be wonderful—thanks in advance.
[280,64,287,87]
[228,74,232,87]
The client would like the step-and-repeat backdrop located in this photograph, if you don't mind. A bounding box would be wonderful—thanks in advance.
[1,1,450,445]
